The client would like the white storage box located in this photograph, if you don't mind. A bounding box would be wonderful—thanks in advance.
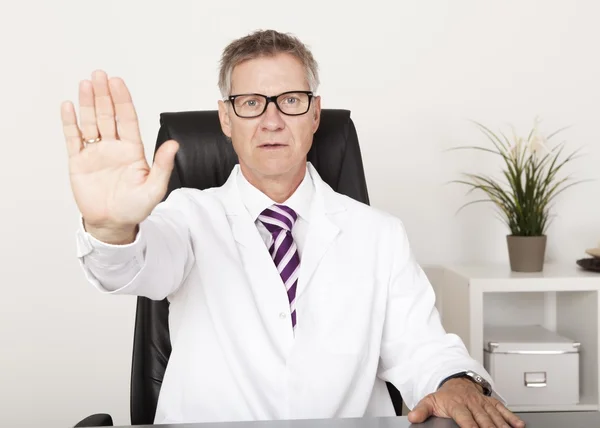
[484,325,580,406]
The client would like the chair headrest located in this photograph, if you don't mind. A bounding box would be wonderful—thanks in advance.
[154,109,370,204]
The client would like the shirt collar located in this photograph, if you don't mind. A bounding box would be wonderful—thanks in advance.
[236,164,314,223]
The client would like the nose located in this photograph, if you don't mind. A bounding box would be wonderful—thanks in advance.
[259,101,285,131]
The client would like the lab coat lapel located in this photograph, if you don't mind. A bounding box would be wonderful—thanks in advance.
[296,164,345,300]
[217,166,262,250]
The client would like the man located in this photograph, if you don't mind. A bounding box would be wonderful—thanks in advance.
[61,30,524,428]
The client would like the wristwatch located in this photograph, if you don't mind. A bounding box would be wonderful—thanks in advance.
[439,370,493,396]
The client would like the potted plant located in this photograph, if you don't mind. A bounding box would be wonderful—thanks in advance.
[451,118,582,272]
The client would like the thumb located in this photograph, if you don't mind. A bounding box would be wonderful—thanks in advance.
[407,398,434,424]
[146,139,179,197]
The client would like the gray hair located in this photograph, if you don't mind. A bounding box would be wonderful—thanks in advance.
[218,29,320,98]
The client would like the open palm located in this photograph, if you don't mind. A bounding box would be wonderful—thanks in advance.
[61,70,178,241]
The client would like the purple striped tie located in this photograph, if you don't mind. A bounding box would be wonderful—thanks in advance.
[259,204,300,330]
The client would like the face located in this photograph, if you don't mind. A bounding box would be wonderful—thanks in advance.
[218,53,321,186]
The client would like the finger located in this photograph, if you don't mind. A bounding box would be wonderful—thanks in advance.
[407,398,434,424]
[61,101,83,156]
[494,401,525,428]
[108,77,142,144]
[78,80,99,140]
[484,402,511,428]
[145,140,179,201]
[450,404,479,428]
[91,70,117,139]
[468,403,498,428]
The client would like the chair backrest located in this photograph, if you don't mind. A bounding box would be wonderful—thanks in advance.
[130,109,400,425]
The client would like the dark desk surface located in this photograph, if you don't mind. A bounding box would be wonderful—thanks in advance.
[114,412,600,428]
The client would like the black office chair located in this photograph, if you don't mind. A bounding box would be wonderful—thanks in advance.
[75,109,403,427]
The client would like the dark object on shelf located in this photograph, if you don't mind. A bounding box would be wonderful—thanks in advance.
[576,257,600,273]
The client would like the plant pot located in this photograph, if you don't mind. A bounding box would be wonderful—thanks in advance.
[506,235,547,272]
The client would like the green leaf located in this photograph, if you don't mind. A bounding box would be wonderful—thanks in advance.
[451,120,584,236]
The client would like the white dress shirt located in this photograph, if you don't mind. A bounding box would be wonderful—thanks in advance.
[75,162,493,424]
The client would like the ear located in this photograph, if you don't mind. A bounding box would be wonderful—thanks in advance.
[218,100,232,138]
[311,95,321,134]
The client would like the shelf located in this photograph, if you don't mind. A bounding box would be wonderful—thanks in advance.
[510,403,599,413]
[433,263,600,413]
[445,263,600,280]
[444,263,600,292]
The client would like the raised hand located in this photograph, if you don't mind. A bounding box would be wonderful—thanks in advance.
[61,70,179,244]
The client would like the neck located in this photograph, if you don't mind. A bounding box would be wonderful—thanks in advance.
[241,163,307,203]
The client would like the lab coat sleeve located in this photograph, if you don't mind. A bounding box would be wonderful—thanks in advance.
[75,189,196,301]
[376,219,494,410]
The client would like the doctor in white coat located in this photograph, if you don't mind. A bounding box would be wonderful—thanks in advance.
[60,30,524,428]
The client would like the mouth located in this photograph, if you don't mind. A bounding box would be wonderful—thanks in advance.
[258,142,288,149]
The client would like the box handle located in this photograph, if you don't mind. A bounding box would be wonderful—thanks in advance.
[524,372,547,388]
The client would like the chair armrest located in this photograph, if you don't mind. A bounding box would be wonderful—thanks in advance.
[74,413,114,427]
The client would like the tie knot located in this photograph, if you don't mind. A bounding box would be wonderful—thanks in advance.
[259,204,298,232]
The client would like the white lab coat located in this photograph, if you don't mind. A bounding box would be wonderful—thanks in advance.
[76,163,491,424]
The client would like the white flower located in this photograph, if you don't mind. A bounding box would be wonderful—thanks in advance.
[528,133,549,156]
[509,125,523,159]
[510,137,523,159]
[527,117,550,158]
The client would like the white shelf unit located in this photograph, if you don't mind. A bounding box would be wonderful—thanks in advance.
[433,263,600,413]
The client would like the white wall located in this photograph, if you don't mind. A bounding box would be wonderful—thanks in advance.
[2,1,599,426]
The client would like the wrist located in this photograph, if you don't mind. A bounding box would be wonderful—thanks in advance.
[439,371,492,396]
[83,221,138,245]
[442,377,484,394]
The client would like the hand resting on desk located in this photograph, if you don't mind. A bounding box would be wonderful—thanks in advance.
[408,378,525,428]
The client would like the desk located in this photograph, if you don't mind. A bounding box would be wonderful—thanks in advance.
[114,412,600,428]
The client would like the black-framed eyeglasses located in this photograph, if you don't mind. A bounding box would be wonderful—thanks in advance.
[225,90,314,118]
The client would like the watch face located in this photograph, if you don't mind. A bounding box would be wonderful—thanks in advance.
[466,371,492,395]
[441,371,492,396]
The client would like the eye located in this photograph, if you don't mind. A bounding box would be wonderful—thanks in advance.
[282,96,299,105]
[244,98,260,107]
[233,95,264,110]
